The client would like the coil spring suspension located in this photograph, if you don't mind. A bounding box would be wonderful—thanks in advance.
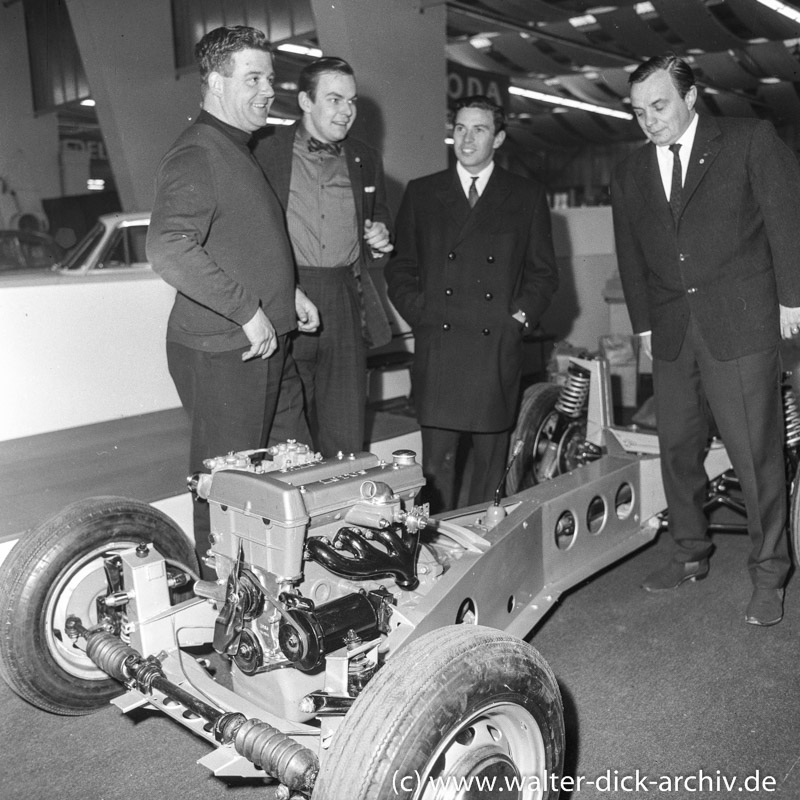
[555,362,591,418]
[783,374,800,449]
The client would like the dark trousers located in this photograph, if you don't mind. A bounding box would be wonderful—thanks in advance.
[421,425,511,514]
[272,266,366,457]
[653,316,789,588]
[167,337,308,576]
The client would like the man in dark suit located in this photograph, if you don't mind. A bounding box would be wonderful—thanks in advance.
[253,57,393,457]
[386,95,558,513]
[611,54,800,625]
[147,27,319,575]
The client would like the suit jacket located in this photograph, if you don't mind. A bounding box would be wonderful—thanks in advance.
[252,123,392,347]
[611,115,800,362]
[386,165,558,432]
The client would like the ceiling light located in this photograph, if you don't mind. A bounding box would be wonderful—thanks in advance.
[509,85,633,120]
[755,0,800,25]
[759,76,782,83]
[267,117,295,126]
[277,43,323,58]
[80,98,95,107]
[634,1,655,14]
[469,35,493,49]
[569,14,598,28]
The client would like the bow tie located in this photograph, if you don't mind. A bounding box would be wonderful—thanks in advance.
[308,137,342,156]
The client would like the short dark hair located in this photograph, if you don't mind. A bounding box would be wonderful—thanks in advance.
[299,57,355,101]
[195,26,271,88]
[629,53,696,99]
[453,95,506,134]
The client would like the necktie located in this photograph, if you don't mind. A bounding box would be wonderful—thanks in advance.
[468,176,479,208]
[308,136,342,156]
[668,143,682,221]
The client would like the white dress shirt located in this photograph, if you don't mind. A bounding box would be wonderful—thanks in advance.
[456,160,495,200]
[655,112,699,201]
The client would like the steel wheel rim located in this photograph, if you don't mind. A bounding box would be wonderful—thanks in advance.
[44,541,137,680]
[530,411,561,483]
[415,701,547,800]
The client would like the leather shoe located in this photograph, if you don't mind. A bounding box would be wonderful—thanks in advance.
[745,588,784,626]
[642,558,709,592]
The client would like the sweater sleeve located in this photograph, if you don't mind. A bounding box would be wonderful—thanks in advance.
[146,142,260,327]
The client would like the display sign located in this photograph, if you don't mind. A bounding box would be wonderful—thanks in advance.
[447,61,509,109]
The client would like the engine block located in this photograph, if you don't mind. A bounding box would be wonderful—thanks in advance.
[197,444,425,582]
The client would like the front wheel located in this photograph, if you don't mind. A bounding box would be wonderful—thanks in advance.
[0,496,198,715]
[313,625,564,800]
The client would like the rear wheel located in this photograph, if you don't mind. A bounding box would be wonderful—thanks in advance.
[790,476,800,566]
[313,625,564,799]
[506,383,586,495]
[0,496,197,715]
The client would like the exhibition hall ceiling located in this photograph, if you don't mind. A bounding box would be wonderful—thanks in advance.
[445,0,800,148]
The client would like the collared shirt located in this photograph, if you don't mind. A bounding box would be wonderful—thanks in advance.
[456,160,495,201]
[655,112,699,201]
[286,125,359,268]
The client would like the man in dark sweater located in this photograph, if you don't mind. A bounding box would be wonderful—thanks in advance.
[146,26,318,575]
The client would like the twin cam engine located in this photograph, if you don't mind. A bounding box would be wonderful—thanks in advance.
[190,442,431,691]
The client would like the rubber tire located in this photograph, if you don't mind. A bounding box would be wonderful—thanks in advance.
[790,475,800,566]
[313,625,564,800]
[0,496,197,715]
[507,383,578,495]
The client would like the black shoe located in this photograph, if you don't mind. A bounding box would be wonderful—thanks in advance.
[642,558,709,592]
[745,588,784,626]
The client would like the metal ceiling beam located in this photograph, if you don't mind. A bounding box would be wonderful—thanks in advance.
[447,1,635,66]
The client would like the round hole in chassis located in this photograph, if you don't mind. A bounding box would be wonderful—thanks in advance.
[587,495,607,534]
[555,510,576,551]
[615,482,634,520]
[456,597,478,625]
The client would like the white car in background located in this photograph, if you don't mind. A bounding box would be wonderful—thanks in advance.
[55,211,150,275]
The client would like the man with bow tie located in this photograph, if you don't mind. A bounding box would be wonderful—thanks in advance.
[253,57,393,457]
[611,53,800,625]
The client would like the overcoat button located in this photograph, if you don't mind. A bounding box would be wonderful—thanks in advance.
[487,255,495,263]
[443,323,451,331]
[448,252,456,260]
[687,287,697,294]
[482,328,490,336]
[485,292,493,301]
[445,288,453,296]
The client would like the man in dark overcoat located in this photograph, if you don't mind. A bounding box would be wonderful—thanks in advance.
[611,54,800,625]
[387,95,558,512]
